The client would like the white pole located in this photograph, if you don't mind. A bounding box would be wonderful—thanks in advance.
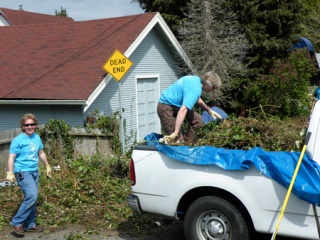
[119,81,125,154]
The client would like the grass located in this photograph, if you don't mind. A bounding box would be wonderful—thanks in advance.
[0,154,159,237]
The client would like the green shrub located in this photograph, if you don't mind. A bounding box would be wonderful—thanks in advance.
[248,49,318,117]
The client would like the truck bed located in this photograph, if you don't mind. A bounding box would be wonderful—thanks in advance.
[129,144,320,239]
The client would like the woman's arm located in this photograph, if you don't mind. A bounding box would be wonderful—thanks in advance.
[39,149,51,177]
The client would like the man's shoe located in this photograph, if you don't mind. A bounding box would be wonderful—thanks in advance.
[26,225,44,232]
[11,225,24,235]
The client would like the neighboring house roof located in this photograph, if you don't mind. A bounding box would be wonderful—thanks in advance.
[0,7,74,25]
[0,12,192,109]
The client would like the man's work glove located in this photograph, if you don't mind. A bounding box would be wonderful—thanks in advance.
[6,172,16,183]
[160,132,178,145]
[208,109,222,120]
[46,165,52,178]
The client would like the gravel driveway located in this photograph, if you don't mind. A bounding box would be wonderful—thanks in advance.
[0,221,185,240]
[0,222,307,240]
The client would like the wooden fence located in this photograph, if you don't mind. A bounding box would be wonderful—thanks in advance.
[0,127,112,179]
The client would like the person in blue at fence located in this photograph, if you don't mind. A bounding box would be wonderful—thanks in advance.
[202,99,228,124]
[314,81,320,101]
[6,113,51,236]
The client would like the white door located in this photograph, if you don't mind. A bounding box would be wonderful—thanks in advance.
[137,77,160,141]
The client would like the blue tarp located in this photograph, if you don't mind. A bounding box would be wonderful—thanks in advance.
[290,36,315,54]
[145,133,320,205]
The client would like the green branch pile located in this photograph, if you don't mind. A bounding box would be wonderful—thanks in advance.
[195,116,307,151]
[0,155,155,236]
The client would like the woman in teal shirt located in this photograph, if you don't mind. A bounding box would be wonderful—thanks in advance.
[6,113,51,236]
[157,71,222,145]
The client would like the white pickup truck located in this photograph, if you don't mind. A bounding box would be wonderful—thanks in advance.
[127,102,320,240]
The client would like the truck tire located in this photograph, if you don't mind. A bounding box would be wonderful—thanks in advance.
[184,196,251,240]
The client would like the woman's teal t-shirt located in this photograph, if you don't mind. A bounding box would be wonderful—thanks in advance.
[10,133,43,172]
[159,76,202,110]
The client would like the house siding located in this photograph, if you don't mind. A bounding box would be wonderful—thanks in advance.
[0,15,10,26]
[86,27,182,148]
[0,105,84,132]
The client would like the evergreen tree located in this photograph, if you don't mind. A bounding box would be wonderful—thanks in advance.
[178,0,250,101]
[55,6,68,17]
[227,0,304,73]
[224,0,307,116]
[300,0,320,51]
[133,0,315,116]
[132,0,189,36]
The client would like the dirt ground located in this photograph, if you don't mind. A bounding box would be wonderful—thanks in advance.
[0,224,119,240]
[0,223,147,240]
[0,222,307,240]
[0,220,185,240]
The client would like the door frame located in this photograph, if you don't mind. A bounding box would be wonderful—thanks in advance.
[135,74,161,142]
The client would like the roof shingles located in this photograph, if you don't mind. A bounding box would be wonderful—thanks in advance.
[0,7,74,25]
[0,12,157,100]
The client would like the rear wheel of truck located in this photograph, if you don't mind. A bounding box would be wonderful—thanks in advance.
[184,196,251,240]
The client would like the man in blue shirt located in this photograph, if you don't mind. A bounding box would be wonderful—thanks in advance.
[157,71,222,145]
[202,100,228,124]
[314,83,320,101]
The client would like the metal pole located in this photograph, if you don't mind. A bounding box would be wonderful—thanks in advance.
[119,81,125,154]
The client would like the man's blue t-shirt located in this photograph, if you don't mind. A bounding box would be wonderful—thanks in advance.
[10,133,43,172]
[314,87,320,100]
[202,106,228,124]
[159,76,202,110]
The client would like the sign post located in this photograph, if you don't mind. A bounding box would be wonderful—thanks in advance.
[102,50,133,153]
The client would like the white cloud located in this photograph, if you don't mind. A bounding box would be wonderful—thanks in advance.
[0,0,144,21]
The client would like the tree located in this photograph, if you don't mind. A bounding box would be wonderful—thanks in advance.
[247,49,319,117]
[300,0,320,51]
[226,0,306,116]
[133,0,316,116]
[134,0,305,75]
[131,0,189,36]
[178,0,250,102]
[227,0,304,73]
[55,6,68,17]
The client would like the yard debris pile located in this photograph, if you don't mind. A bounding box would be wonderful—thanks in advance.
[0,155,157,237]
[194,116,307,152]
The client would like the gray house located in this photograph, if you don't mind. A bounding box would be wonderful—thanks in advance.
[0,10,193,148]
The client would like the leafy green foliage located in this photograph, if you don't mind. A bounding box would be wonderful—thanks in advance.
[0,155,157,236]
[196,115,307,151]
[227,0,304,73]
[0,115,157,236]
[299,0,320,51]
[244,49,318,117]
[37,119,74,165]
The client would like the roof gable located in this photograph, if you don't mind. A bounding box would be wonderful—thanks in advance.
[0,13,158,100]
[0,12,192,107]
[0,7,74,25]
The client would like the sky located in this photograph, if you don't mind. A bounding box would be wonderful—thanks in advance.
[0,0,145,21]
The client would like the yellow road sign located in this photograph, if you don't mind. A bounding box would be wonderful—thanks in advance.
[102,49,133,82]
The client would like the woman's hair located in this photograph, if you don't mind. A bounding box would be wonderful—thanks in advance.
[20,113,38,132]
[201,71,221,89]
